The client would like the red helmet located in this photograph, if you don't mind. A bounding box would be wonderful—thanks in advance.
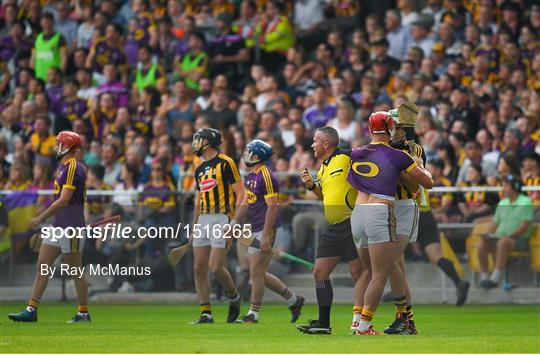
[54,131,81,157]
[369,111,395,137]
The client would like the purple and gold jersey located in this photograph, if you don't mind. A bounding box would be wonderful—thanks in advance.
[132,12,156,46]
[348,142,416,199]
[53,158,86,228]
[59,97,88,122]
[92,38,127,74]
[245,165,282,233]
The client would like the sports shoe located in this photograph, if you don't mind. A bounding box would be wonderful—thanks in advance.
[384,314,408,335]
[235,314,258,323]
[401,321,418,335]
[190,313,214,324]
[226,297,241,323]
[456,280,470,306]
[353,326,380,335]
[296,319,332,335]
[8,309,37,322]
[67,313,91,323]
[480,279,498,289]
[288,296,305,322]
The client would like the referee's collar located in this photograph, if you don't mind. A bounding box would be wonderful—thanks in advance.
[323,148,342,166]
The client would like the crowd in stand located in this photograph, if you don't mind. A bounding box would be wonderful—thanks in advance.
[0,0,539,289]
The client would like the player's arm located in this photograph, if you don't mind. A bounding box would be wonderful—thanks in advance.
[260,195,278,252]
[231,193,249,225]
[28,187,74,229]
[189,191,201,245]
[232,180,246,213]
[398,172,419,194]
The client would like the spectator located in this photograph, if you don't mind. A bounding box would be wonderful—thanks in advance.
[477,175,534,289]
[86,164,113,223]
[202,88,236,129]
[398,0,420,26]
[101,143,122,187]
[54,2,78,50]
[426,159,456,223]
[521,152,540,205]
[112,163,142,221]
[132,44,166,96]
[385,9,413,61]
[5,163,31,190]
[75,5,96,49]
[28,115,55,163]
[326,99,359,144]
[457,164,497,222]
[436,142,459,183]
[302,85,337,129]
[97,63,129,108]
[457,141,497,183]
[175,31,208,91]
[31,12,67,81]
[86,23,128,85]
[57,79,88,132]
[409,16,435,58]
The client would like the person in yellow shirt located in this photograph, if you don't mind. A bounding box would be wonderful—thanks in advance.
[29,116,56,160]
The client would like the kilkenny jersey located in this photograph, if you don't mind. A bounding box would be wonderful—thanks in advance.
[396,143,425,200]
[348,142,416,200]
[245,165,282,233]
[317,148,357,224]
[195,153,241,215]
[53,158,86,228]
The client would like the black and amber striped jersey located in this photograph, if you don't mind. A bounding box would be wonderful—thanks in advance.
[195,153,241,215]
[395,143,425,200]
[523,176,540,205]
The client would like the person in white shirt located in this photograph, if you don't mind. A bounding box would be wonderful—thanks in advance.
[398,0,420,26]
[385,9,413,61]
[326,99,358,144]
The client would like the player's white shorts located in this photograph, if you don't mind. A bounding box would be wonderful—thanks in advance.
[42,227,85,253]
[394,199,419,242]
[248,227,283,254]
[192,213,229,248]
[351,203,396,248]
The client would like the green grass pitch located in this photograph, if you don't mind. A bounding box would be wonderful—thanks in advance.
[1,303,539,353]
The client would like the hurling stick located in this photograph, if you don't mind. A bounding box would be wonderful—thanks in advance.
[236,236,314,270]
[29,214,122,252]
[167,243,191,267]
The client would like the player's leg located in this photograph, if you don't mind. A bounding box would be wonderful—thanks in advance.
[8,244,61,322]
[209,246,241,323]
[63,251,90,323]
[385,235,411,334]
[237,250,272,323]
[192,245,213,323]
[348,258,362,285]
[236,242,251,301]
[351,247,370,331]
[264,272,304,322]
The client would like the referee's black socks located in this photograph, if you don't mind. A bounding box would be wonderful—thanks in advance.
[316,279,333,327]
[437,257,461,287]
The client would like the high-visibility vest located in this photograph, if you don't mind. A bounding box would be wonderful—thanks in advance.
[135,63,158,91]
[34,32,61,81]
[180,51,207,90]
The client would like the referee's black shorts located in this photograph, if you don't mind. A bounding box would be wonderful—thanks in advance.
[316,218,359,261]
[417,211,440,249]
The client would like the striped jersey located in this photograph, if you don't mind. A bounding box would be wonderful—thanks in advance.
[195,153,241,215]
[395,143,425,200]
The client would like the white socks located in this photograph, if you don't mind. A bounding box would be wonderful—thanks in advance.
[358,320,371,332]
[286,293,298,306]
[247,309,259,320]
[490,269,502,283]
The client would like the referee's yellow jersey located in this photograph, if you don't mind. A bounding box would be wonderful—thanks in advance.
[195,153,241,215]
[317,149,357,224]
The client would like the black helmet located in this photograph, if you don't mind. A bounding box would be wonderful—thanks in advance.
[192,128,222,156]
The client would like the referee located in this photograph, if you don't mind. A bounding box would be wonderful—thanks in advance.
[297,127,361,335]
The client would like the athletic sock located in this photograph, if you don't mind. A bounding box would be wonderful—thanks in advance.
[352,305,362,328]
[490,269,502,283]
[394,295,407,315]
[248,303,261,320]
[78,304,88,315]
[226,289,240,302]
[200,303,212,316]
[315,279,333,327]
[405,304,415,327]
[437,257,462,287]
[359,308,374,331]
[281,287,298,306]
[27,298,39,312]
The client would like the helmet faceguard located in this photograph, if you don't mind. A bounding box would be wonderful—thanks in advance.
[244,139,273,167]
[192,128,222,157]
[54,131,81,159]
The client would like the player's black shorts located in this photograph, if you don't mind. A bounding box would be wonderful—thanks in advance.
[417,211,439,249]
[316,218,359,261]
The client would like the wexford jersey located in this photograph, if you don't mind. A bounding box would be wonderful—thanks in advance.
[348,142,416,199]
[53,157,86,228]
[245,165,282,233]
[195,153,241,215]
[317,149,357,224]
